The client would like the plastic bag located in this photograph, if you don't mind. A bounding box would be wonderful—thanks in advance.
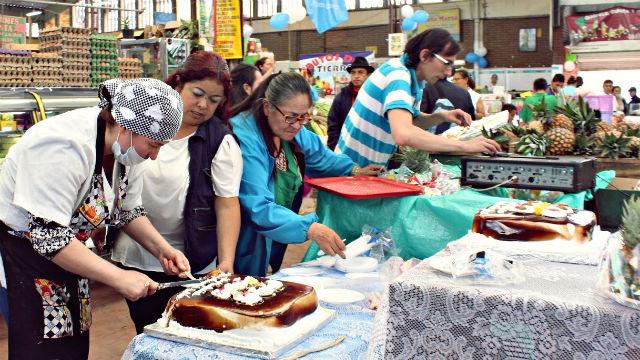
[597,231,640,310]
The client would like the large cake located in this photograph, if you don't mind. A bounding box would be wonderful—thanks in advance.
[162,271,318,332]
[471,201,596,242]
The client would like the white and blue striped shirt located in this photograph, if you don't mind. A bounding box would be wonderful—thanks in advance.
[336,54,425,166]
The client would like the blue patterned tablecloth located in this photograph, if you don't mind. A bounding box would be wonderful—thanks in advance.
[122,268,379,360]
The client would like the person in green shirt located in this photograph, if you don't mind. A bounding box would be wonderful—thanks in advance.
[519,78,558,122]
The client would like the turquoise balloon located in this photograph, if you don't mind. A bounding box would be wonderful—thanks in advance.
[402,18,416,31]
[465,52,478,63]
[478,57,488,68]
[270,12,289,30]
[412,10,429,24]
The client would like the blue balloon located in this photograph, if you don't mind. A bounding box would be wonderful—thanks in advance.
[465,52,478,63]
[401,18,416,31]
[270,12,289,30]
[477,57,488,68]
[412,10,429,24]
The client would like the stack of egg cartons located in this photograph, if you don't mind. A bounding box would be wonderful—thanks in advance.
[31,52,63,87]
[90,34,119,87]
[0,49,31,87]
[39,27,91,87]
[117,57,142,80]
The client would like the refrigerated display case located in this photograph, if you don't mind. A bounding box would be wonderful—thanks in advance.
[119,38,190,80]
[0,88,99,161]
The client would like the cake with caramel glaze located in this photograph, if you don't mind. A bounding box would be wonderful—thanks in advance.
[471,201,596,243]
[162,271,318,332]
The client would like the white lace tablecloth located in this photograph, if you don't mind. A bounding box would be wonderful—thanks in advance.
[368,259,640,359]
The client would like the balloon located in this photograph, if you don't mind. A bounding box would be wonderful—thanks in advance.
[401,5,414,19]
[412,10,429,24]
[564,60,576,72]
[287,6,307,24]
[270,12,289,30]
[476,46,487,57]
[465,52,478,63]
[402,18,416,31]
[477,57,488,68]
[242,23,254,38]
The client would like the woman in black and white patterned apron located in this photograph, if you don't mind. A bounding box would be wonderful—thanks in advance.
[0,78,191,359]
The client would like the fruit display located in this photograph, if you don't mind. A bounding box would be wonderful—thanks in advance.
[509,96,640,159]
[0,49,32,87]
[90,34,119,87]
[40,27,91,87]
[118,57,142,80]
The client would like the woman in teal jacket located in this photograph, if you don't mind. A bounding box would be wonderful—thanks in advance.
[230,72,383,276]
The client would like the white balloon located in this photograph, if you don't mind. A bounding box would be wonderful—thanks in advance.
[401,5,414,19]
[476,46,487,57]
[242,23,254,38]
[287,6,307,24]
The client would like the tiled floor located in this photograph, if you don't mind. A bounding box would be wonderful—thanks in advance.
[0,242,310,359]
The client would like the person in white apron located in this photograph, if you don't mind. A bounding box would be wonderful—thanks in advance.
[0,78,190,359]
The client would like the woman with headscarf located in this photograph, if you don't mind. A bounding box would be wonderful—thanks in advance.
[0,78,190,358]
[112,52,243,334]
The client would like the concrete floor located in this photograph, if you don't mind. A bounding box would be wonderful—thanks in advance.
[0,196,316,359]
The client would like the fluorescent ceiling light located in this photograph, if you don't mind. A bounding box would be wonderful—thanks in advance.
[26,10,43,17]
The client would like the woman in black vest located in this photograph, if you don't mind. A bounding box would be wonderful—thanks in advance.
[112,52,242,334]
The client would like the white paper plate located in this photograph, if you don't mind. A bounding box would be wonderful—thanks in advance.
[344,272,379,280]
[334,256,378,273]
[318,288,365,304]
[280,276,335,289]
[278,267,324,276]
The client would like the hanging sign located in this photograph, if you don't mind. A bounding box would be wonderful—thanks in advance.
[212,0,243,59]
[567,6,640,42]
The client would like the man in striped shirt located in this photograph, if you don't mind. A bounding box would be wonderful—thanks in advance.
[336,28,501,167]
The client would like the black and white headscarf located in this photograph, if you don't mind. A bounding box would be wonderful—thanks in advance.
[98,78,183,142]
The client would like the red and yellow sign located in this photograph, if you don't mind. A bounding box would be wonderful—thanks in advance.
[212,0,243,59]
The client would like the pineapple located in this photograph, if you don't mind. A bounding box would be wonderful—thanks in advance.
[556,96,600,136]
[626,129,640,157]
[393,146,430,173]
[551,114,574,131]
[573,133,596,155]
[597,132,631,159]
[527,120,545,134]
[516,131,548,157]
[621,196,640,299]
[546,127,575,155]
[597,122,611,133]
[481,126,510,152]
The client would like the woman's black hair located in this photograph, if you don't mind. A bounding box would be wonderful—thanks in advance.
[231,72,312,157]
[255,57,269,72]
[454,69,475,89]
[230,63,260,106]
[403,28,460,68]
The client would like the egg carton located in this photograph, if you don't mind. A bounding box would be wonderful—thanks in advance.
[32,69,63,77]
[30,79,62,87]
[90,50,118,57]
[91,59,118,67]
[64,64,90,72]
[0,80,31,87]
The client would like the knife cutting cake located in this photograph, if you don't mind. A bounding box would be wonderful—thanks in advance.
[471,201,596,242]
[161,270,318,332]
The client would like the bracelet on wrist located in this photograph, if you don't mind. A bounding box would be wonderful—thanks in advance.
[351,165,361,176]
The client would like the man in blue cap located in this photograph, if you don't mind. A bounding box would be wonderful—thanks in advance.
[327,56,374,150]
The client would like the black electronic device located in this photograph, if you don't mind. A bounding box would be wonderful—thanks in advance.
[461,155,596,192]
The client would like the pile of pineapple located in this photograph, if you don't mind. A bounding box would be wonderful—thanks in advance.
[500,96,640,159]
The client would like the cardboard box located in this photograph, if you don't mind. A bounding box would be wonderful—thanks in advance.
[595,177,640,230]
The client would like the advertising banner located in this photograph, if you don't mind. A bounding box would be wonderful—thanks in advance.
[299,50,374,95]
[567,6,640,42]
[417,8,460,41]
[212,0,243,59]
[0,15,26,46]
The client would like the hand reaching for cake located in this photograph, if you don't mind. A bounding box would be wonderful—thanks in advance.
[159,246,191,276]
[308,223,346,259]
[115,270,157,301]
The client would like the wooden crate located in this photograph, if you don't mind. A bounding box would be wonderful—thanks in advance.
[596,158,640,178]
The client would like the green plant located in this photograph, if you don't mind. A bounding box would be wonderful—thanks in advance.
[621,196,640,299]
[597,132,631,159]
[556,96,600,136]
[515,131,548,157]
[573,133,596,156]
[392,147,430,173]
[481,126,510,151]
[121,17,130,30]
